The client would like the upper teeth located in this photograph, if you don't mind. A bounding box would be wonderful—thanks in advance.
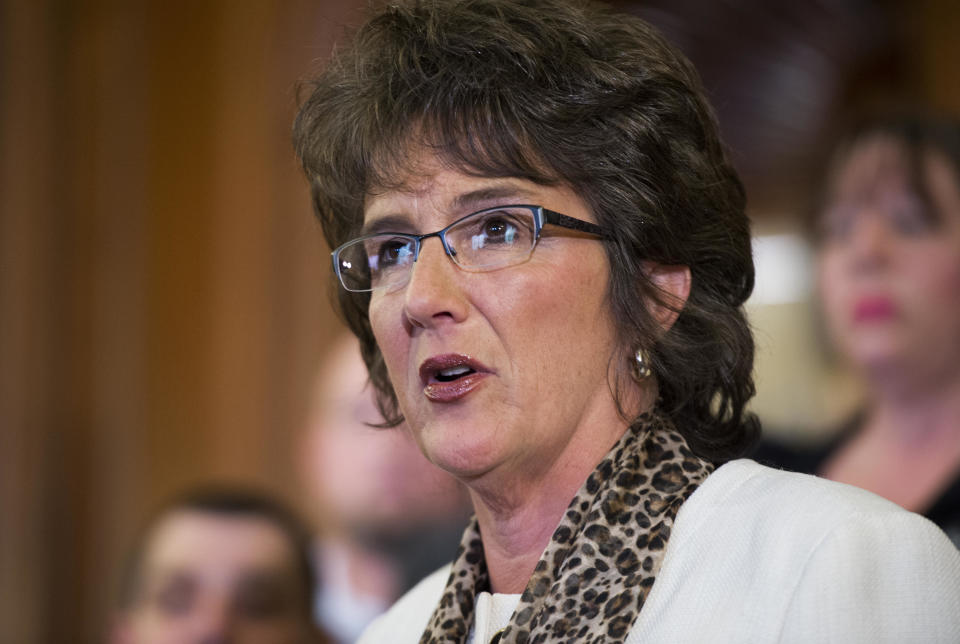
[439,366,471,377]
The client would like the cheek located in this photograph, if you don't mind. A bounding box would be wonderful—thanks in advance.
[137,611,188,641]
[817,252,850,316]
[367,295,404,374]
[817,249,843,292]
[367,294,388,342]
[498,255,613,366]
[903,246,960,313]
[915,246,960,289]
[234,619,304,642]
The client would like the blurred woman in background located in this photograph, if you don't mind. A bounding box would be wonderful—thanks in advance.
[758,113,960,545]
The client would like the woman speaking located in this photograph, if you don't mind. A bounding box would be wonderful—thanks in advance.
[293,0,960,641]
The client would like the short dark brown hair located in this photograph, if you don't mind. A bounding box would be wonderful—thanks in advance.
[294,0,758,462]
[117,485,317,616]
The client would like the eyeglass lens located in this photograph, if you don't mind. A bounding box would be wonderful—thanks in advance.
[337,207,540,292]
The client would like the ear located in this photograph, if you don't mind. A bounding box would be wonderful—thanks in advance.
[642,262,691,332]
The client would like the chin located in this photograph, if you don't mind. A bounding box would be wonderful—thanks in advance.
[417,422,502,479]
[850,343,912,380]
[842,327,905,365]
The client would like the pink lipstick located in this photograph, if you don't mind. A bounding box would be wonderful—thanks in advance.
[419,354,491,402]
[852,296,896,323]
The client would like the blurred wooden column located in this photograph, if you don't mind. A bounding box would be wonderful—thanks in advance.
[0,0,360,642]
[0,2,62,642]
[914,0,960,111]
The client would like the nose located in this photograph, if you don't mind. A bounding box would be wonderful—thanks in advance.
[190,598,231,644]
[402,235,468,329]
[847,210,893,272]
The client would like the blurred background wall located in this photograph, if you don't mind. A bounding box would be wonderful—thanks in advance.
[0,1,957,642]
[1,1,362,641]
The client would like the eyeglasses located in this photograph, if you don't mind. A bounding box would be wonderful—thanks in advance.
[331,204,605,292]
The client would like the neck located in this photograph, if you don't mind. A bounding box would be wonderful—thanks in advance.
[467,417,632,593]
[471,493,569,594]
[863,363,960,445]
[461,377,654,594]
[867,389,960,447]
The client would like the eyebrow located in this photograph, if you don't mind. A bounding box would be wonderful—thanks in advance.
[361,183,537,236]
[236,569,296,591]
[360,214,413,236]
[450,184,536,210]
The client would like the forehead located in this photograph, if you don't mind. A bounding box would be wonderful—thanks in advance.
[365,174,538,219]
[362,147,564,226]
[142,510,295,579]
[828,135,913,198]
[828,135,960,224]
[362,169,593,238]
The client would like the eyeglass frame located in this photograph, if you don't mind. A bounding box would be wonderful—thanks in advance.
[330,204,606,293]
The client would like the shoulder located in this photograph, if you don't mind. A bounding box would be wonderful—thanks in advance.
[356,564,451,644]
[629,459,960,642]
[684,459,960,561]
[688,458,926,527]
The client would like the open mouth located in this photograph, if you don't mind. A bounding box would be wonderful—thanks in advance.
[420,354,488,384]
[434,365,477,382]
[419,354,491,402]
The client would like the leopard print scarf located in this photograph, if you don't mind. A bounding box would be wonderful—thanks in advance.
[419,411,713,644]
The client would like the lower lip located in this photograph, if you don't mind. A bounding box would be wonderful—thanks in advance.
[853,298,896,323]
[423,372,488,402]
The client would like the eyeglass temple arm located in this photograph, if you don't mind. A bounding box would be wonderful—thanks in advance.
[541,208,606,237]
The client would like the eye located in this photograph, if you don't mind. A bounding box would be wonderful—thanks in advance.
[369,237,414,269]
[817,204,855,243]
[482,216,517,242]
[234,575,296,620]
[886,194,934,236]
[234,588,290,619]
[467,209,533,249]
[151,576,196,617]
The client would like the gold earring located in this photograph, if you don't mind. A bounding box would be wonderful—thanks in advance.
[633,347,651,380]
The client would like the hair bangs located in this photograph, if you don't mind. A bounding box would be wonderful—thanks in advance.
[363,97,560,204]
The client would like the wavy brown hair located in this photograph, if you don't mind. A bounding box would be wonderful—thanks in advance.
[293,0,758,463]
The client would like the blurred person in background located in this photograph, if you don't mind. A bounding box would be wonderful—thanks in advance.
[755,112,960,545]
[110,485,328,644]
[299,334,470,643]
